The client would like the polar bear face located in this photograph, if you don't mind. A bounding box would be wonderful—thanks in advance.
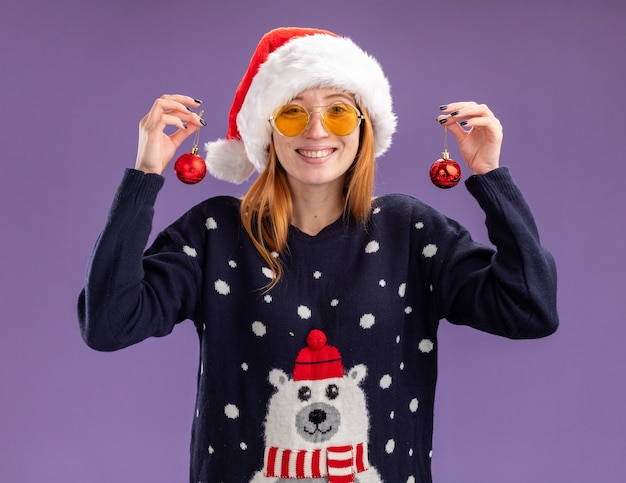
[264,364,370,449]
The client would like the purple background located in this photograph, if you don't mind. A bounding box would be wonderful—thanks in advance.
[1,0,624,481]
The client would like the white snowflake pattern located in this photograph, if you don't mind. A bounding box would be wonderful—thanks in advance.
[415,222,424,230]
[313,271,322,279]
[208,446,214,454]
[385,439,395,454]
[365,240,380,253]
[373,207,381,215]
[379,279,386,287]
[390,411,395,419]
[224,404,239,419]
[408,476,415,483]
[205,217,218,230]
[405,306,413,314]
[264,294,272,303]
[398,283,406,297]
[240,442,247,450]
[214,279,230,295]
[409,398,419,412]
[359,313,375,329]
[330,299,339,307]
[380,374,392,389]
[297,305,312,319]
[182,245,197,257]
[261,267,275,279]
[419,339,434,353]
[241,363,249,371]
[422,244,438,258]
[252,321,266,337]
[228,260,237,268]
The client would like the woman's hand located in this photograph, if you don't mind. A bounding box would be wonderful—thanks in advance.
[436,102,502,175]
[135,94,204,175]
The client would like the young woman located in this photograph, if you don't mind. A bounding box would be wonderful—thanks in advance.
[78,27,558,483]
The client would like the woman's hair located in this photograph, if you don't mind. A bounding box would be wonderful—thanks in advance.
[240,106,376,289]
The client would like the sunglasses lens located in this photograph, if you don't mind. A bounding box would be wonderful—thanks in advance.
[272,103,362,136]
[273,104,309,136]
[323,104,360,136]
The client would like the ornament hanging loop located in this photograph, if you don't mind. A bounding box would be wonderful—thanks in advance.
[441,126,451,161]
[189,109,204,155]
[174,109,207,184]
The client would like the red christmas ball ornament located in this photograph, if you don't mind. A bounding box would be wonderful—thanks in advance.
[174,109,206,184]
[174,146,206,184]
[430,149,461,189]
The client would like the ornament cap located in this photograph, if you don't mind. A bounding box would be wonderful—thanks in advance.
[441,149,450,160]
[191,146,199,155]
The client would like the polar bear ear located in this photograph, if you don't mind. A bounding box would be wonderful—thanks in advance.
[347,364,367,384]
[268,368,290,388]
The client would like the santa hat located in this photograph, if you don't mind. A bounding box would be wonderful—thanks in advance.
[293,329,344,381]
[204,27,397,183]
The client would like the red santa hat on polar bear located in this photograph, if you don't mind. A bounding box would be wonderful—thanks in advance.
[293,329,344,381]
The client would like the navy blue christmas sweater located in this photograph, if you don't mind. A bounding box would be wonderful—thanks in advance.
[78,167,558,483]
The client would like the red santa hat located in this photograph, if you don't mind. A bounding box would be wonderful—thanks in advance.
[204,27,397,183]
[293,329,344,381]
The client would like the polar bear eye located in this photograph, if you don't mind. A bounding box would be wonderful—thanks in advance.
[298,386,312,402]
[326,384,339,400]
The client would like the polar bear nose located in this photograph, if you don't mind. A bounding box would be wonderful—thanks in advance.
[297,402,340,443]
[309,408,327,425]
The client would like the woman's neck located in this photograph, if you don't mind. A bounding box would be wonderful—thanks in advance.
[289,182,345,236]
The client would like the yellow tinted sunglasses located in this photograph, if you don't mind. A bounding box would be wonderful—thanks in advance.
[269,103,364,137]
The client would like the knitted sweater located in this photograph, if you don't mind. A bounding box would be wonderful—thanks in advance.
[78,167,558,483]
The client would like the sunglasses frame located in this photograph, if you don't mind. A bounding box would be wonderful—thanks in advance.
[269,102,364,137]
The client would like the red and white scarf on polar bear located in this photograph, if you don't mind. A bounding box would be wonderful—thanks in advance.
[264,443,369,482]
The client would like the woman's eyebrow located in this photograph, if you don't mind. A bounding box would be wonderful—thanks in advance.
[291,93,355,104]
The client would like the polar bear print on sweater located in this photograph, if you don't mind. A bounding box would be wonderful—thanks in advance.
[250,329,383,483]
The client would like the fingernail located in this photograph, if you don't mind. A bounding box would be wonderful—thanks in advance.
[439,105,448,110]
[193,98,203,105]
[438,117,448,124]
[450,110,460,116]
[459,120,468,126]
[186,106,193,112]
[200,118,207,127]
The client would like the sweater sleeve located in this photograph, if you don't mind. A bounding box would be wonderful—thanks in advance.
[435,167,558,339]
[77,169,202,351]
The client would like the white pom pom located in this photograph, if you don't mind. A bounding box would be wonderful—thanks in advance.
[204,138,256,183]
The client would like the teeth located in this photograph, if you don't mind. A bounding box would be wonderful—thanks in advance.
[299,149,334,158]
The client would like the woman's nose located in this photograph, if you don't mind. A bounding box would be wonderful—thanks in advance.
[303,111,328,137]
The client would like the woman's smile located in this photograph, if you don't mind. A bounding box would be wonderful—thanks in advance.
[297,147,336,160]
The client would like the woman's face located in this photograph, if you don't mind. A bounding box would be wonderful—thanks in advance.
[271,87,360,194]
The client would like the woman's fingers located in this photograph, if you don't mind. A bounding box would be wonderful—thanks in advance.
[143,96,204,131]
[438,102,495,126]
[435,101,503,174]
[135,95,205,174]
